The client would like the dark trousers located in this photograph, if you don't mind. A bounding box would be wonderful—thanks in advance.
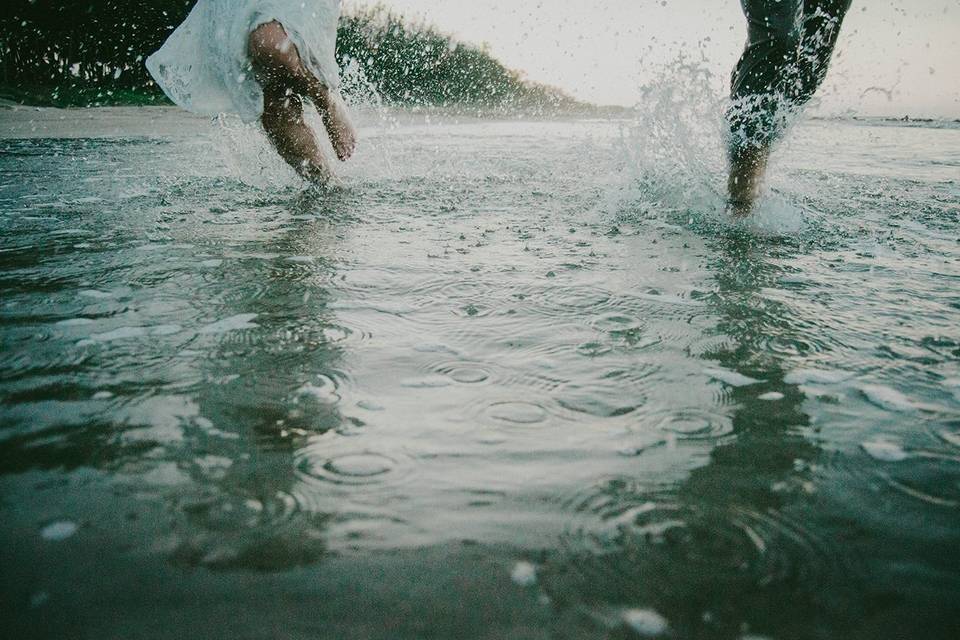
[729,0,852,154]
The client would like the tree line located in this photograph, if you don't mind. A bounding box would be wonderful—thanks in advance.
[0,1,574,110]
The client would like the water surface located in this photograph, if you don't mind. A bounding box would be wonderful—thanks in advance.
[1,105,959,639]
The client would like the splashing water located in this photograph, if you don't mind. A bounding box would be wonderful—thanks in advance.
[1,67,959,639]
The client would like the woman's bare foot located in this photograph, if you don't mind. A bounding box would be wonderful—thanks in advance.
[727,145,769,216]
[319,91,357,162]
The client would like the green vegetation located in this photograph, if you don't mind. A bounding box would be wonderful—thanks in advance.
[0,1,578,112]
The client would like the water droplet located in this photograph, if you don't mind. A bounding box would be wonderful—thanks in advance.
[622,608,669,637]
[510,561,537,586]
[41,521,77,541]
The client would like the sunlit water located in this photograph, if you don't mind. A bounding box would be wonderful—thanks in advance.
[1,103,959,639]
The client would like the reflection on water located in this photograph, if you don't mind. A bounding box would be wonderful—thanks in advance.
[0,108,958,638]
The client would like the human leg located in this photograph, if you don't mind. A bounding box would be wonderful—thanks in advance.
[726,0,850,214]
[727,0,803,213]
[248,21,355,179]
[791,0,852,104]
[260,84,333,183]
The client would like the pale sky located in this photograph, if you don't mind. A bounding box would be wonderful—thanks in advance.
[347,0,960,117]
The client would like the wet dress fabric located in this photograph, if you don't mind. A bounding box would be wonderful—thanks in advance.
[147,0,341,123]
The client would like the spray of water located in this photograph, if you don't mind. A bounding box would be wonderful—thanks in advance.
[613,60,810,237]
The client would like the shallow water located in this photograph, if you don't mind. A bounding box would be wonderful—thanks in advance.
[1,105,959,639]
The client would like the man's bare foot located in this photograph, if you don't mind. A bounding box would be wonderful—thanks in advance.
[318,91,357,162]
[727,145,769,217]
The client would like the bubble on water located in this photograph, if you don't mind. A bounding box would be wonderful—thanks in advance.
[510,561,537,586]
[622,608,669,637]
[92,390,114,400]
[862,438,908,462]
[703,367,762,387]
[758,391,784,401]
[41,521,77,541]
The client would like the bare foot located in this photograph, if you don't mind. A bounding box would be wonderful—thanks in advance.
[727,145,769,217]
[319,91,357,162]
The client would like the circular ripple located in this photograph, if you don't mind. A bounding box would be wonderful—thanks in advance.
[448,367,490,384]
[421,359,497,386]
[324,454,394,479]
[576,341,613,357]
[486,401,549,425]
[555,481,850,603]
[444,364,492,384]
[518,285,616,317]
[293,438,416,498]
[172,484,332,571]
[649,408,734,441]
[591,313,644,334]
[299,451,397,486]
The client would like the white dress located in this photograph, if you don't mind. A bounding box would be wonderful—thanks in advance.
[146,0,341,123]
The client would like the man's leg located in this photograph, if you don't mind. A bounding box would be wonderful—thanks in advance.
[791,0,853,104]
[727,0,802,214]
[727,0,851,214]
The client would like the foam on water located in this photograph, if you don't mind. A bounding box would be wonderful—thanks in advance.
[862,439,909,462]
[857,384,918,413]
[703,367,763,387]
[614,61,811,237]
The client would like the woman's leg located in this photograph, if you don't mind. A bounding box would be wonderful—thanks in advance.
[260,84,332,183]
[247,21,356,180]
